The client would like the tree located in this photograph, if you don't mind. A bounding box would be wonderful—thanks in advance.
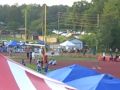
[7,21,19,38]
[101,0,120,49]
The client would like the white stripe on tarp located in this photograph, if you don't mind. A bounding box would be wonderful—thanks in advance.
[8,60,36,90]
[44,79,73,90]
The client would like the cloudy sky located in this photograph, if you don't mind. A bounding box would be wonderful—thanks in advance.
[0,0,91,6]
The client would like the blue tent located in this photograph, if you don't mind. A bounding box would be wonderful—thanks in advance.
[7,40,19,46]
[47,64,99,82]
[66,74,120,90]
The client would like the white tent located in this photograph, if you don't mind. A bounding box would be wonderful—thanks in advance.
[60,41,76,52]
[69,39,83,49]
[60,41,75,47]
[25,43,45,47]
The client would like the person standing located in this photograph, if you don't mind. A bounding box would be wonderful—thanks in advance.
[115,48,119,56]
[41,48,46,68]
[29,51,32,64]
[36,60,42,73]
[32,51,35,61]
[109,48,113,56]
[109,48,113,60]
[44,63,49,73]
[83,48,87,55]
[114,48,119,61]
[25,47,30,59]
[21,59,26,66]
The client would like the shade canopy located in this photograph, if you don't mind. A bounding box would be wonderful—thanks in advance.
[47,64,99,82]
[69,39,83,49]
[7,40,19,46]
[0,54,76,90]
[69,39,82,44]
[60,41,75,47]
[66,74,120,90]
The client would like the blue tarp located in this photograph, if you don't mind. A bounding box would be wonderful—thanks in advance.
[47,64,99,82]
[7,40,19,46]
[66,74,120,90]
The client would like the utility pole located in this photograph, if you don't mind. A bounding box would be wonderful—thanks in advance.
[97,14,100,28]
[96,14,100,53]
[57,12,61,41]
[25,8,27,42]
[44,4,47,43]
[0,30,2,42]
[73,15,76,31]
[41,5,44,41]
[42,4,47,53]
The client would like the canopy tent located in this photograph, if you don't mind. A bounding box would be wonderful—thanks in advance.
[66,74,120,90]
[69,39,83,49]
[6,40,19,47]
[0,54,76,90]
[25,43,45,47]
[47,64,99,83]
[17,41,25,46]
[69,39,82,44]
[60,41,75,47]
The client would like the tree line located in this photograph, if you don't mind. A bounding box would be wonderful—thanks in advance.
[0,0,120,50]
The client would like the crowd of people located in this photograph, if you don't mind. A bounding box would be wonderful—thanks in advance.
[23,46,57,73]
[0,41,57,73]
[101,48,120,62]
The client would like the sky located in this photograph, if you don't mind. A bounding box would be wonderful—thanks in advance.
[0,0,91,6]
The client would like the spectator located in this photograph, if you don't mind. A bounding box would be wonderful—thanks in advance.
[52,59,57,65]
[102,52,106,61]
[42,54,48,68]
[29,51,32,64]
[21,59,26,66]
[32,51,35,61]
[51,50,54,56]
[48,59,53,65]
[48,59,57,65]
[109,48,113,57]
[44,63,49,73]
[25,47,30,59]
[109,48,113,61]
[36,60,42,73]
[83,49,87,55]
[8,47,13,56]
[115,48,119,56]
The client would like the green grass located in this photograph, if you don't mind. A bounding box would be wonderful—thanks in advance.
[9,53,96,74]
[26,63,52,74]
[26,64,36,70]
